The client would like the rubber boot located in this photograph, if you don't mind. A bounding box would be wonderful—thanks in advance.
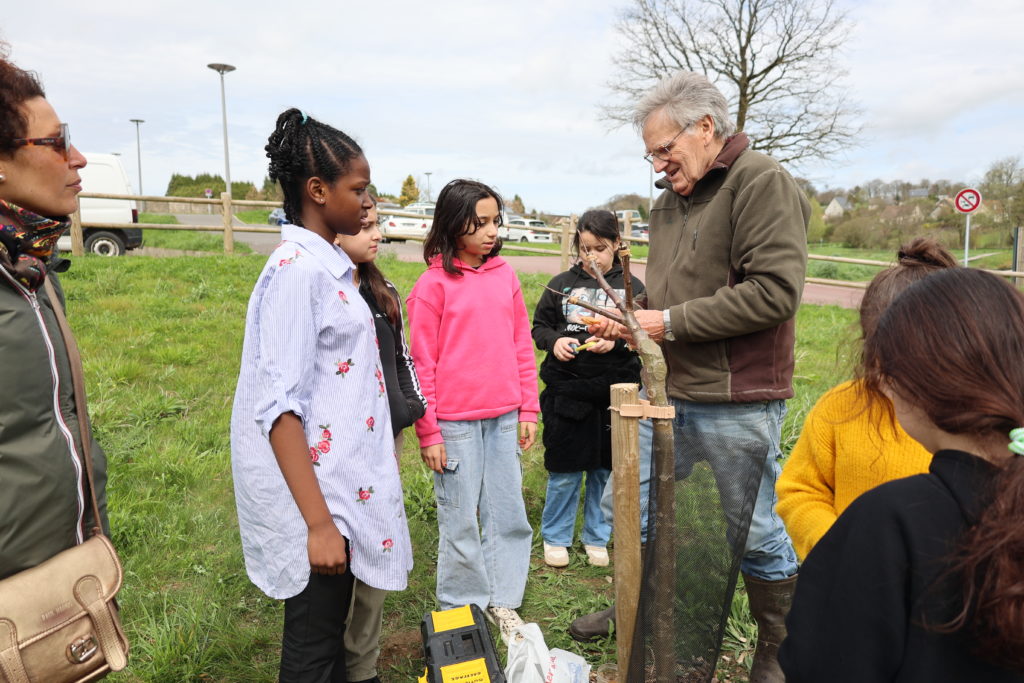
[568,605,615,642]
[743,573,797,683]
[568,544,646,642]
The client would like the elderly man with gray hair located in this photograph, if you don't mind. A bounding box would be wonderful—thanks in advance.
[574,71,809,682]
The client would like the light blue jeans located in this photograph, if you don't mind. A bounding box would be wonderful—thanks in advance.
[602,397,798,581]
[434,410,532,610]
[541,469,611,547]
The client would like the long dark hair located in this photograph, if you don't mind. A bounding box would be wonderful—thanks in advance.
[356,192,399,324]
[423,179,503,276]
[572,210,621,266]
[0,43,45,152]
[265,108,363,227]
[865,268,1024,670]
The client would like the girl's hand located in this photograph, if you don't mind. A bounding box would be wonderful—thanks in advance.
[519,422,537,451]
[553,336,579,362]
[421,444,447,474]
[307,520,348,575]
[583,335,616,354]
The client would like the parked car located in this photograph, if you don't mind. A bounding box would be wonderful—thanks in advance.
[405,201,436,217]
[57,153,142,256]
[268,207,287,225]
[615,209,644,230]
[501,217,553,243]
[379,209,429,242]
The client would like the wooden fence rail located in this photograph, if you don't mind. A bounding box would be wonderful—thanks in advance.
[70,191,1024,286]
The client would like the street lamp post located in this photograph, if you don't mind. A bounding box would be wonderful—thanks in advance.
[425,171,432,202]
[129,119,144,195]
[207,63,236,198]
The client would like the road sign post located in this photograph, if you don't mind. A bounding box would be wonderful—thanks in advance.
[954,188,982,266]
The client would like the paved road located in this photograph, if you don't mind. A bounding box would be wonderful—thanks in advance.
[381,241,863,309]
[167,228,862,310]
[174,214,283,253]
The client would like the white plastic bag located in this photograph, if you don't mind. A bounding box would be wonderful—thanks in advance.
[545,649,591,683]
[503,623,592,683]
[504,622,549,682]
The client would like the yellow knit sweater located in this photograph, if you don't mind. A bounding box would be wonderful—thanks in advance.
[776,380,933,560]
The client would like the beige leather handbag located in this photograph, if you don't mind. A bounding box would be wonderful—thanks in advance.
[0,279,129,682]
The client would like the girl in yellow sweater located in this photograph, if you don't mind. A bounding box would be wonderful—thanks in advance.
[776,238,956,559]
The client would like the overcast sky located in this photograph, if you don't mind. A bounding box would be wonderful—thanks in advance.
[4,0,1022,214]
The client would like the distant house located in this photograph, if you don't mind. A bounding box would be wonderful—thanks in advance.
[824,196,852,220]
[907,187,930,199]
[879,203,924,225]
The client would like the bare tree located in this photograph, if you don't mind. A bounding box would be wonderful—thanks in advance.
[604,0,861,165]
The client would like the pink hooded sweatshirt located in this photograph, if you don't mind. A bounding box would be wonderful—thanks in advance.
[407,255,540,448]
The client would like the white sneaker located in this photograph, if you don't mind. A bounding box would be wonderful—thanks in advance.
[486,606,525,644]
[585,545,610,567]
[543,542,570,568]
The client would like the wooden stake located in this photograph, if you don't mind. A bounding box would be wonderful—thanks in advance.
[611,383,642,673]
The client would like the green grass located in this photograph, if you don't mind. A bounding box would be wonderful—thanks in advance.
[236,209,272,225]
[60,252,857,681]
[139,213,254,254]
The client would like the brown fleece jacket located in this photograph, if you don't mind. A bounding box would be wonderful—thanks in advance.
[646,133,809,402]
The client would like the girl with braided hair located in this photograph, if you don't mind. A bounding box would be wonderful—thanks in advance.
[231,109,412,682]
[780,268,1024,682]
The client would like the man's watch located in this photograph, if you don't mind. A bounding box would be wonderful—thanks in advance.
[662,309,676,341]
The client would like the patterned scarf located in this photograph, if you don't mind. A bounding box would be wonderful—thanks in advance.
[0,199,69,291]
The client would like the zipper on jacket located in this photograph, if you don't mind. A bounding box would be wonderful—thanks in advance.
[685,197,697,251]
[0,269,87,542]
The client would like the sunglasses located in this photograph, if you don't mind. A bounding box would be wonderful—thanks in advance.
[13,123,71,160]
[643,127,687,165]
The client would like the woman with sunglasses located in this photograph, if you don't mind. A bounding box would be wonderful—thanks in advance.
[0,44,109,582]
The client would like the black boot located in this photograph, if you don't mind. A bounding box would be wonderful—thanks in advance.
[743,573,797,683]
[568,605,615,642]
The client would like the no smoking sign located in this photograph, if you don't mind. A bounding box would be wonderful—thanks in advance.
[955,188,982,214]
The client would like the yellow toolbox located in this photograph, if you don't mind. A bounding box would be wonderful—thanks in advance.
[418,604,505,682]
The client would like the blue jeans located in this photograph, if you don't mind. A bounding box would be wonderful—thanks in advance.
[602,397,798,581]
[433,410,532,610]
[541,469,611,547]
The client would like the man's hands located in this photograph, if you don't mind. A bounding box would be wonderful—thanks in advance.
[588,309,668,346]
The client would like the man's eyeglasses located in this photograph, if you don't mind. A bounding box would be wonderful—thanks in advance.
[643,127,687,165]
[13,123,71,160]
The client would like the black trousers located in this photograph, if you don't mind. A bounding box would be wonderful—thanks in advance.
[280,570,355,683]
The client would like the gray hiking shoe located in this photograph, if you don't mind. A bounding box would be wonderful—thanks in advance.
[568,605,615,642]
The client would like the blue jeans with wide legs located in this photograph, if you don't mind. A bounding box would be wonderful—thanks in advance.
[433,410,533,611]
[541,468,611,547]
[602,396,798,581]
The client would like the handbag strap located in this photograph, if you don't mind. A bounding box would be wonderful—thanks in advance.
[42,277,104,539]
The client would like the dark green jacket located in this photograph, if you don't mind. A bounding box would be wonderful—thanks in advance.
[0,262,109,580]
[647,133,809,403]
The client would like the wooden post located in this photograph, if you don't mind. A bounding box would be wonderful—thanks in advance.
[1015,226,1023,288]
[560,214,577,272]
[611,383,642,675]
[70,202,85,257]
[221,191,234,254]
[623,212,632,239]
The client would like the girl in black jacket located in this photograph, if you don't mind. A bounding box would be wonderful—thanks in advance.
[531,210,644,568]
[335,197,425,683]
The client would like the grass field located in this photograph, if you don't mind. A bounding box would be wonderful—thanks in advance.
[61,252,856,681]
[139,213,254,254]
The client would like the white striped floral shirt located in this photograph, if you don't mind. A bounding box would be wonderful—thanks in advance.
[231,225,413,600]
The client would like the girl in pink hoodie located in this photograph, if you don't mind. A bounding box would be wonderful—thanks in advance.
[406,179,539,641]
